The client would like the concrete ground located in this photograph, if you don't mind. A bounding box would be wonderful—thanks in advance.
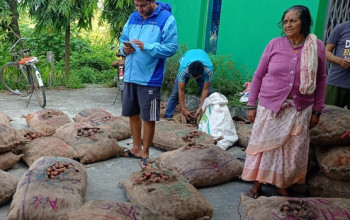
[0,86,278,220]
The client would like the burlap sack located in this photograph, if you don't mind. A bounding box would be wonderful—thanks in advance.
[0,170,18,205]
[307,172,350,198]
[17,127,45,141]
[0,151,23,170]
[25,109,72,135]
[0,112,11,126]
[6,156,87,220]
[160,102,168,118]
[20,136,77,166]
[121,168,213,220]
[241,195,350,220]
[310,105,350,146]
[234,121,252,148]
[54,122,125,164]
[153,120,215,151]
[73,108,131,140]
[315,145,350,180]
[0,124,28,153]
[69,200,176,220]
[154,143,244,187]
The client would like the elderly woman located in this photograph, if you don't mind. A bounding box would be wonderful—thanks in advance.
[241,5,326,198]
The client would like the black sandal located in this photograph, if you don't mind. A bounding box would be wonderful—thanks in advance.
[247,188,262,199]
[119,149,141,159]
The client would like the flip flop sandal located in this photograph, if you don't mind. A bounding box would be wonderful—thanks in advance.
[119,149,141,159]
[141,158,152,169]
[248,188,262,199]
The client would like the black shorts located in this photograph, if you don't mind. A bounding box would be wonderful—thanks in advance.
[122,82,160,121]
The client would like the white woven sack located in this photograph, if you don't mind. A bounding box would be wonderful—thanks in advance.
[198,92,238,149]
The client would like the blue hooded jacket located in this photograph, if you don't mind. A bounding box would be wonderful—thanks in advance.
[120,2,178,87]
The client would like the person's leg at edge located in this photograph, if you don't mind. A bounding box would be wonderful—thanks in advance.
[141,121,155,169]
[128,115,143,157]
[248,181,262,199]
[164,79,179,118]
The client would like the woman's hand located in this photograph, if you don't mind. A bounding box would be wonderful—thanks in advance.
[309,114,320,129]
[246,109,257,123]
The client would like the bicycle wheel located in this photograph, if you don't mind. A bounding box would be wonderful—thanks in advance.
[27,65,46,108]
[0,62,29,96]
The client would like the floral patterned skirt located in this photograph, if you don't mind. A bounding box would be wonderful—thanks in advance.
[241,100,312,188]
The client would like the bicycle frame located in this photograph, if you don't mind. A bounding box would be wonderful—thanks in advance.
[0,37,46,107]
[19,57,44,87]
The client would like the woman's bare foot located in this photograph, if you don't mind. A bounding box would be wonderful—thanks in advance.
[277,188,289,196]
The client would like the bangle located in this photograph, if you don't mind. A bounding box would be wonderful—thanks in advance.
[247,106,257,110]
[312,111,321,116]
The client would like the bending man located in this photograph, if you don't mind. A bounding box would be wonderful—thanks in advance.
[164,49,213,119]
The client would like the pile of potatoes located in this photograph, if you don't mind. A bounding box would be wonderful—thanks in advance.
[184,143,207,150]
[133,171,172,185]
[46,161,77,179]
[23,131,43,140]
[280,200,315,219]
[186,113,197,125]
[182,130,200,142]
[77,127,100,137]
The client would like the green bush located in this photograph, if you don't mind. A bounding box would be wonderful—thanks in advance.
[65,72,85,89]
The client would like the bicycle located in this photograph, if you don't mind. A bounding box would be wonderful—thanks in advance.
[0,38,46,108]
[111,47,125,104]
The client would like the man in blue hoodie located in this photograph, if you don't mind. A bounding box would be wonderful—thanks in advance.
[119,0,177,169]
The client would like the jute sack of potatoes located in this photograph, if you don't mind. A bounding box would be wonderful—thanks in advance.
[0,151,23,170]
[54,122,125,164]
[69,200,176,220]
[234,121,253,148]
[19,136,77,167]
[154,143,244,187]
[121,168,213,220]
[314,145,350,180]
[74,108,131,140]
[152,120,215,151]
[6,156,87,220]
[17,127,46,141]
[25,109,72,135]
[310,105,350,146]
[0,124,28,153]
[0,112,11,126]
[0,170,18,205]
[240,194,350,220]
[159,102,168,118]
[307,172,350,198]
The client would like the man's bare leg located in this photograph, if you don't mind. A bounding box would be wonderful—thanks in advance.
[141,120,155,169]
[121,115,142,158]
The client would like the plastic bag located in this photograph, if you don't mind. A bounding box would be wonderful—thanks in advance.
[239,82,251,103]
[198,92,238,150]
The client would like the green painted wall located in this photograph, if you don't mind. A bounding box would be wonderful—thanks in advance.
[163,0,209,49]
[163,0,328,76]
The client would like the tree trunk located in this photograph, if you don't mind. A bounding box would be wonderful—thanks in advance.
[6,0,21,40]
[64,24,70,76]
